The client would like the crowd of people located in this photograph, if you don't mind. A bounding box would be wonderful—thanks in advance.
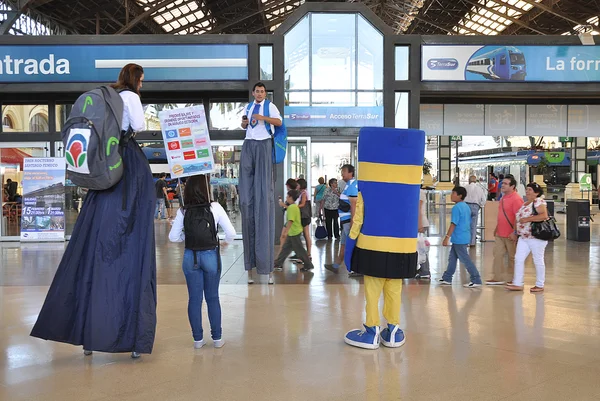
[28,69,554,360]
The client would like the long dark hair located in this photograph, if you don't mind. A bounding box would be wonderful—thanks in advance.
[183,175,211,207]
[111,63,144,96]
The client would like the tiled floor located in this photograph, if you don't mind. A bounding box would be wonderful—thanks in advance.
[1,218,600,400]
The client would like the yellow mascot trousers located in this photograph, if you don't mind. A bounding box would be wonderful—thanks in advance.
[364,276,402,327]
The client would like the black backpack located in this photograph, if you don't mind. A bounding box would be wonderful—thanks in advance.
[184,204,219,266]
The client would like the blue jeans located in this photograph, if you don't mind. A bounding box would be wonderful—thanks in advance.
[155,198,166,219]
[442,244,482,284]
[182,248,222,341]
[467,203,480,245]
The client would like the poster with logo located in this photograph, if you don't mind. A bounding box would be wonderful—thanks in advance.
[158,106,214,178]
[20,158,66,242]
[422,45,600,82]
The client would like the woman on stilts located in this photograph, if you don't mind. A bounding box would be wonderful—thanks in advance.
[30,64,157,359]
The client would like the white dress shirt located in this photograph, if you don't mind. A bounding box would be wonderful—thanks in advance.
[465,182,487,207]
[168,202,236,244]
[120,91,145,132]
[244,99,282,141]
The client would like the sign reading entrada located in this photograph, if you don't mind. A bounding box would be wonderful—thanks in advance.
[0,55,70,75]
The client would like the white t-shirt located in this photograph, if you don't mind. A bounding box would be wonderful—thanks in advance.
[168,202,236,244]
[420,189,429,228]
[119,91,145,132]
[244,99,282,141]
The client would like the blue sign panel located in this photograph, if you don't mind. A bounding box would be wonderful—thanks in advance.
[0,44,248,83]
[284,106,383,128]
[423,45,600,82]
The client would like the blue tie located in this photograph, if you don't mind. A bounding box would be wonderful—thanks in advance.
[249,103,261,128]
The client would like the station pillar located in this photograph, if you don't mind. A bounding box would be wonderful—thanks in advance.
[436,136,455,191]
[565,137,588,202]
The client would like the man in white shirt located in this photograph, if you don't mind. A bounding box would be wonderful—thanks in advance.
[464,175,487,246]
[239,82,283,284]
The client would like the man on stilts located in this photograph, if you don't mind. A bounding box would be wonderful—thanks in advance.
[240,82,283,284]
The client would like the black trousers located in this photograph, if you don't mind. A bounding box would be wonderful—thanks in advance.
[325,208,340,239]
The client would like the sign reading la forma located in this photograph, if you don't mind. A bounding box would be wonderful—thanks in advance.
[21,158,66,242]
[422,45,600,82]
[0,44,248,83]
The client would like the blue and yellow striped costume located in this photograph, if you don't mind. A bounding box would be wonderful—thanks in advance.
[345,127,425,280]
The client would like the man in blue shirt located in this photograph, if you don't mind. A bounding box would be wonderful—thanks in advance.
[326,164,358,273]
[439,186,482,288]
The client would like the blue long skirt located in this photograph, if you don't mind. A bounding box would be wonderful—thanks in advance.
[30,139,157,354]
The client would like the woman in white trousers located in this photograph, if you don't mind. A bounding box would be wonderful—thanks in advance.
[506,183,549,293]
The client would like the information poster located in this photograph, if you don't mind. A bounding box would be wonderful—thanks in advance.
[20,158,66,242]
[158,106,214,178]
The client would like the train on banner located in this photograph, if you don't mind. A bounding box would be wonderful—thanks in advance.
[20,158,66,242]
[158,105,215,179]
[422,45,600,82]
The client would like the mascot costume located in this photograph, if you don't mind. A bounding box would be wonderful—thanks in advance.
[344,127,425,349]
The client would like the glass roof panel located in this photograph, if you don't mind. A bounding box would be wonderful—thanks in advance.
[452,0,543,36]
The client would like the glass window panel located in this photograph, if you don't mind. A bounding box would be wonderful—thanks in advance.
[285,92,310,107]
[209,102,247,130]
[311,92,355,107]
[395,46,409,80]
[1,146,47,237]
[395,92,409,129]
[284,15,310,90]
[211,145,242,235]
[144,103,203,131]
[259,45,273,80]
[2,105,49,132]
[357,16,383,90]
[357,92,383,107]
[56,104,72,132]
[311,13,356,90]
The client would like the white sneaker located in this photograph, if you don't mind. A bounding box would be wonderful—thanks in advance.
[194,340,206,349]
[268,276,274,285]
[463,282,482,288]
[214,339,225,348]
[438,279,452,285]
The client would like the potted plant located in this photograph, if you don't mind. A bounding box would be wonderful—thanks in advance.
[422,158,434,187]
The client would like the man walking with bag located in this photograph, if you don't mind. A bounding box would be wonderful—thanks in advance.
[486,174,523,285]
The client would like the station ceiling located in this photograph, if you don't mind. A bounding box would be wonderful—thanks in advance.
[1,0,599,36]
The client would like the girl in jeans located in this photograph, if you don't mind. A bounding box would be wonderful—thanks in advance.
[169,175,236,349]
[506,183,548,293]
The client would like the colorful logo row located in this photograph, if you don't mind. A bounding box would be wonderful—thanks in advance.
[167,137,208,151]
[169,148,210,162]
[166,127,207,140]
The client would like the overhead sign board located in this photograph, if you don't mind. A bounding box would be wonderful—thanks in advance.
[0,44,248,83]
[422,45,600,82]
[284,106,383,128]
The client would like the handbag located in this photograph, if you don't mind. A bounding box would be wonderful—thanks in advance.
[314,217,328,240]
[531,202,560,241]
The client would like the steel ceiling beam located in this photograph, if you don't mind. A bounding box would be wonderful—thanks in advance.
[205,0,301,34]
[0,0,38,34]
[116,0,177,34]
[414,14,480,35]
[501,0,560,35]
[168,0,256,35]
[459,0,547,34]
[518,0,590,27]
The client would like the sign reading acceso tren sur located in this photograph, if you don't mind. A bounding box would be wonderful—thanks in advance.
[422,45,600,82]
[284,106,383,128]
[0,44,248,83]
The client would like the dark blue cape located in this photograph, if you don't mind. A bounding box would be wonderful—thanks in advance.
[31,139,157,354]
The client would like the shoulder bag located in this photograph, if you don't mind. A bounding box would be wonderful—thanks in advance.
[531,202,560,241]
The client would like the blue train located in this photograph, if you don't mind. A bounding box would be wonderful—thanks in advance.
[466,46,527,81]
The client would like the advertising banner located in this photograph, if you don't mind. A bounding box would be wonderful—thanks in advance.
[0,44,248,83]
[422,45,600,82]
[159,106,214,178]
[284,106,383,128]
[20,158,66,242]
